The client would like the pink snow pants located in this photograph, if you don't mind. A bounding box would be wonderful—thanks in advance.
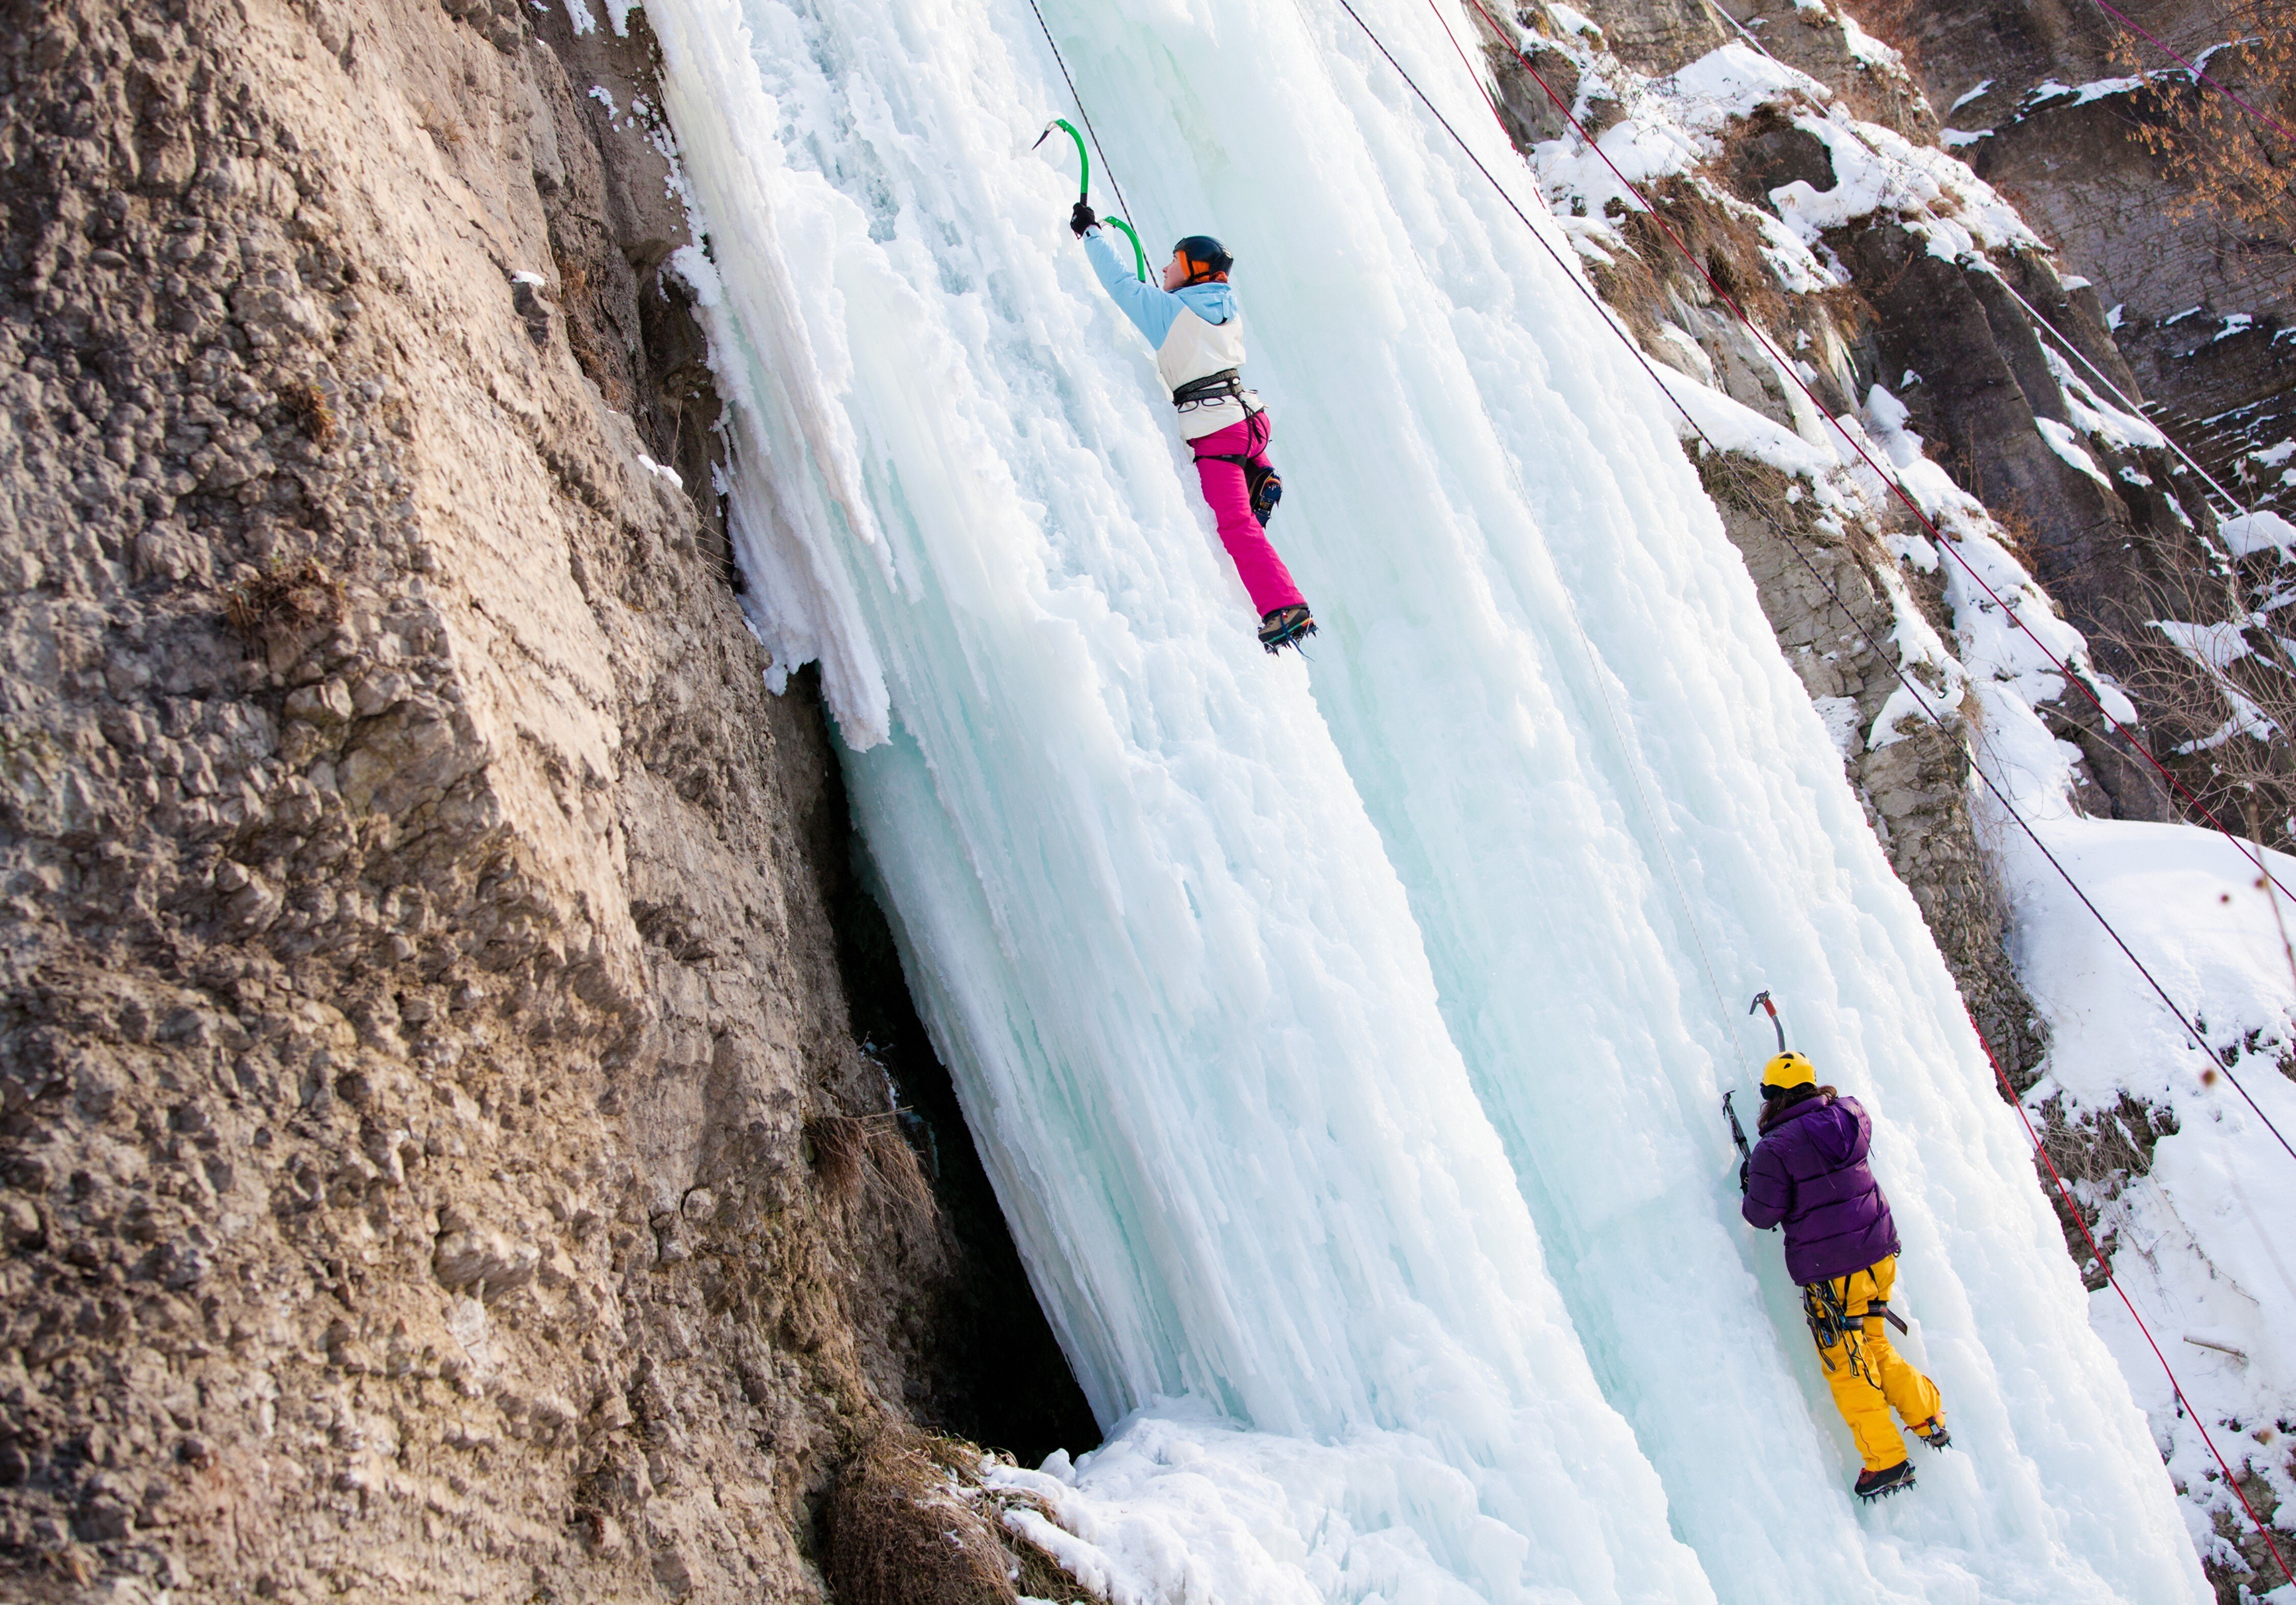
[1190,411,1306,616]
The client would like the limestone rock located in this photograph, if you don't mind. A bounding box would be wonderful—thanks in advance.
[0,1,1090,1599]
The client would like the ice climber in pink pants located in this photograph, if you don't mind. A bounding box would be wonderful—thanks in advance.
[1070,203,1316,653]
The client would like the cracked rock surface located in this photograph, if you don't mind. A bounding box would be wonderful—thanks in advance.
[0,1,1085,1598]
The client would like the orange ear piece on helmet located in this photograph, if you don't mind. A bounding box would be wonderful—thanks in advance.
[1170,234,1233,285]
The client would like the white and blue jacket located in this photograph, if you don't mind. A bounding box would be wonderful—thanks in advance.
[1083,226,1258,440]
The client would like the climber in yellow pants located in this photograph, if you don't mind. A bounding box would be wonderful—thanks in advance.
[1808,1256,1944,1475]
[1743,1049,1949,1500]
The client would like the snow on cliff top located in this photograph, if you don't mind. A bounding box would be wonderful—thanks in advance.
[1532,37,2044,268]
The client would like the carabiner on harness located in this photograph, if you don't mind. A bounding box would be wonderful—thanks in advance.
[1802,1277,1873,1380]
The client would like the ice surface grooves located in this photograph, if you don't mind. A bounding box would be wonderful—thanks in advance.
[644,0,2210,1595]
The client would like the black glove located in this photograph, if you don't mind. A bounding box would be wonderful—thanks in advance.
[1069,200,1097,237]
[1738,1156,1751,1196]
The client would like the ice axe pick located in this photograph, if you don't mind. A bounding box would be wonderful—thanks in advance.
[1748,989,1787,1055]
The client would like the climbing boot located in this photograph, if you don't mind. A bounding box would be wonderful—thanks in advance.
[1854,1461,1916,1502]
[1911,1417,1951,1452]
[1259,605,1316,654]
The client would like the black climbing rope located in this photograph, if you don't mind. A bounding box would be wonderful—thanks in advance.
[1023,0,1141,234]
[1330,0,2296,1577]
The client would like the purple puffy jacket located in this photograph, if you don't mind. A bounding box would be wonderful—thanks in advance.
[1742,1092,1900,1286]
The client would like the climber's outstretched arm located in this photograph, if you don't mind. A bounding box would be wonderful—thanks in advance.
[1082,226,1178,350]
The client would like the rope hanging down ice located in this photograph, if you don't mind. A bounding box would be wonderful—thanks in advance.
[1408,0,1758,1080]
[1022,0,1140,236]
[1458,0,2296,910]
[1333,0,2295,1578]
[1441,0,2296,1169]
[1410,0,2296,1172]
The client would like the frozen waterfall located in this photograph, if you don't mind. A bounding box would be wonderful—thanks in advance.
[641,0,2211,1593]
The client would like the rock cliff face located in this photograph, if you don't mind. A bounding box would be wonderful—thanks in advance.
[0,0,2276,1596]
[1883,0,2292,511]
[0,1,1085,1598]
[1489,0,2227,1081]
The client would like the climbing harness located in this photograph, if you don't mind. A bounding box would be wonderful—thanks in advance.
[1176,379,1283,525]
[1803,1275,1910,1375]
[1802,1276,1866,1375]
[1035,118,1147,279]
[1170,368,1251,409]
[1233,463,1284,526]
[1343,0,2296,1574]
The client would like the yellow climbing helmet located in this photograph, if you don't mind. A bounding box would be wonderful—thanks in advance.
[1762,1051,1817,1091]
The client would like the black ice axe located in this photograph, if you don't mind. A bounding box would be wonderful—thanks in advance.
[1725,990,1786,1196]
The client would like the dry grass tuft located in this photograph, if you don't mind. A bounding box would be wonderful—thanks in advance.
[824,1435,1018,1605]
[806,1110,935,1215]
[415,98,466,153]
[1617,177,1795,339]
[2032,1091,2179,1288]
[990,1492,1100,1603]
[224,557,344,644]
[281,378,336,444]
[1694,446,1799,521]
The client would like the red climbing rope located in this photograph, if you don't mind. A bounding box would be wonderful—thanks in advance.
[1366,0,2296,1170]
[1329,0,2296,1576]
[1453,0,2296,910]
[1971,1009,2296,1591]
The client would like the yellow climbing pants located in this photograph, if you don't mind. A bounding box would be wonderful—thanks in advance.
[1808,1256,1944,1472]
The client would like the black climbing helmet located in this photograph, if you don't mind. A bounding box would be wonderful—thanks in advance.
[1172,234,1233,283]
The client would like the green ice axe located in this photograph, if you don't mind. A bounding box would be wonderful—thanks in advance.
[1035,117,1146,281]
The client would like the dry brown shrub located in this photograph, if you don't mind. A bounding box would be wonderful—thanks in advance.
[2089,518,2296,847]
[223,557,344,644]
[807,1110,934,1215]
[2031,1092,2179,1288]
[1604,176,1799,344]
[1694,445,1798,520]
[1585,227,1669,349]
[280,378,336,444]
[987,1490,1099,1604]
[824,1436,1018,1605]
[2108,0,2295,257]
[415,97,466,152]
[1979,499,2042,569]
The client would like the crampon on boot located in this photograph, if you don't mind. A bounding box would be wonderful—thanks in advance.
[1259,605,1316,654]
[1854,1461,1916,1502]
[1912,1417,1951,1452]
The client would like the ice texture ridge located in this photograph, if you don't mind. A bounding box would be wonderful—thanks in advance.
[642,0,2212,1595]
